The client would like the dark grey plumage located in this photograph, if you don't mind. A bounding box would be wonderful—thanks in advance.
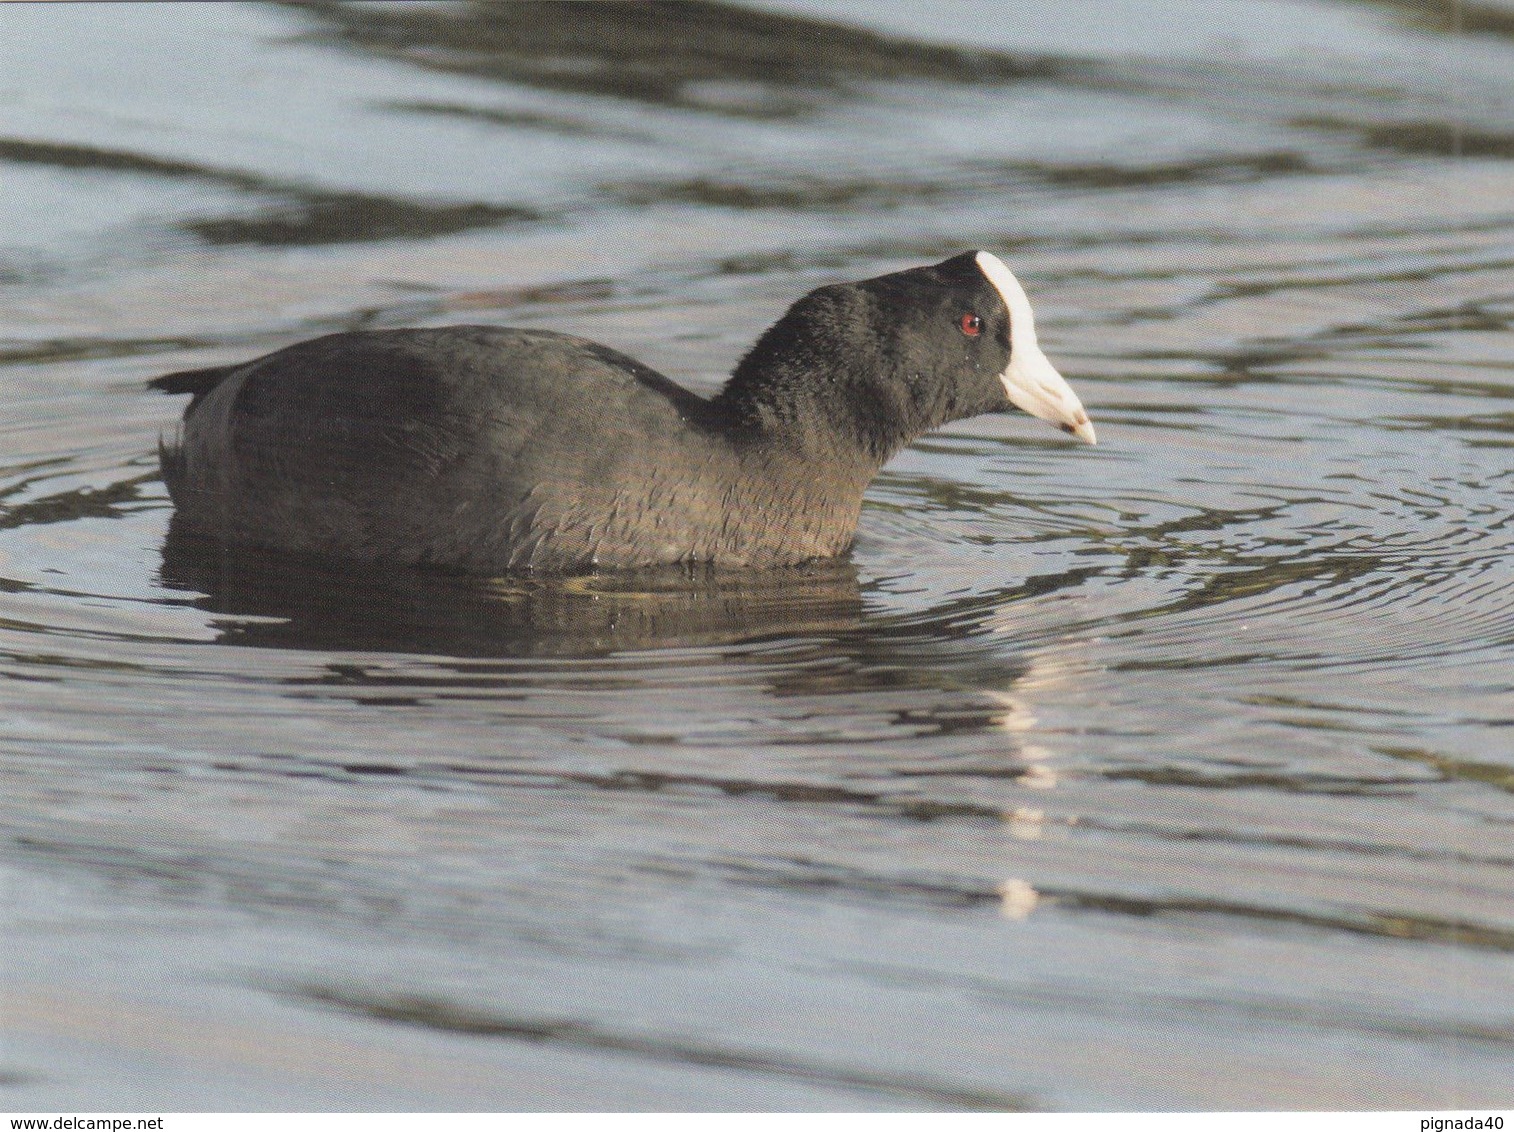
[152,252,1093,573]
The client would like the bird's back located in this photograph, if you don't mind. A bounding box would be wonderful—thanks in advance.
[160,327,738,571]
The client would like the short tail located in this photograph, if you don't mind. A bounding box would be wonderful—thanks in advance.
[151,365,234,493]
[148,363,238,397]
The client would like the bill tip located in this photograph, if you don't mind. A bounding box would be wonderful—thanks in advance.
[1062,418,1098,445]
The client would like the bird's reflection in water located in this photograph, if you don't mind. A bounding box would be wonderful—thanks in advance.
[160,521,1043,735]
[159,520,870,659]
[166,530,1064,778]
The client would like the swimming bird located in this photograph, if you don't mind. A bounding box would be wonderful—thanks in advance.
[152,251,1094,573]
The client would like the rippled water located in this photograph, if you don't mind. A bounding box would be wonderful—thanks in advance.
[3,0,1513,1111]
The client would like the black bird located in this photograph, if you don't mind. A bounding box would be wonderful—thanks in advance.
[152,251,1095,573]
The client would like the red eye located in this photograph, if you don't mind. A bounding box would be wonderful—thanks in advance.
[959,313,982,337]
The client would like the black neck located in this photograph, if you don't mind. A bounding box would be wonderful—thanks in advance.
[712,290,916,472]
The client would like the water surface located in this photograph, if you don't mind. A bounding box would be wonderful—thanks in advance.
[2,0,1512,1111]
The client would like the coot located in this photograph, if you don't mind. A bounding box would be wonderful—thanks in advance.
[153,251,1094,572]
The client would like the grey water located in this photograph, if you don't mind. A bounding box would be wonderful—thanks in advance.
[2,0,1512,1111]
